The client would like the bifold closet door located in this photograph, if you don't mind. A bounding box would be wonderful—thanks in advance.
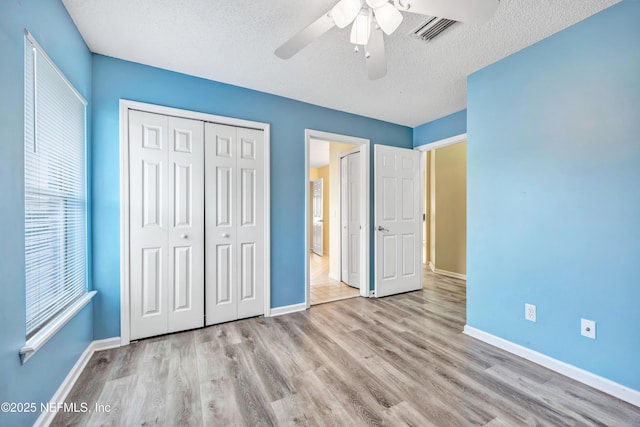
[340,152,361,288]
[205,123,264,326]
[129,110,204,340]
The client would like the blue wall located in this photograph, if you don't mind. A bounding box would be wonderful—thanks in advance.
[413,109,466,147]
[0,1,93,426]
[467,1,640,391]
[91,55,412,339]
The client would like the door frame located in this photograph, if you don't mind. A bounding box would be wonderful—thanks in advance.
[119,99,271,346]
[305,130,370,308]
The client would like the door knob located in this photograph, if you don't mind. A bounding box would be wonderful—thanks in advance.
[377,226,389,232]
[222,233,230,238]
[180,234,188,239]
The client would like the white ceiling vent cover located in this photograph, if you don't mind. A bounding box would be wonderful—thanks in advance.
[413,17,457,42]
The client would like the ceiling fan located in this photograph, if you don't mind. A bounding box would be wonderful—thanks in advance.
[275,0,499,80]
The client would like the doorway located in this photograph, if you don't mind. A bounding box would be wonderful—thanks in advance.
[305,130,370,307]
[417,133,467,312]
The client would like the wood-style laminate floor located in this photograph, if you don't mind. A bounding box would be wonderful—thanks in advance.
[52,270,640,426]
[310,252,359,305]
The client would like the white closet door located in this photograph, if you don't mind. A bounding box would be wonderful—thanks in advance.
[340,156,349,283]
[235,127,264,320]
[204,124,264,325]
[130,111,169,340]
[129,111,204,340]
[167,116,205,333]
[205,123,237,325]
[347,153,361,288]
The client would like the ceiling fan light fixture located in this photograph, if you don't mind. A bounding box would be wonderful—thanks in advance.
[350,12,372,45]
[331,0,362,28]
[374,3,403,35]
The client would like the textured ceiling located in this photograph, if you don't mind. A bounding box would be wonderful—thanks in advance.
[62,0,619,127]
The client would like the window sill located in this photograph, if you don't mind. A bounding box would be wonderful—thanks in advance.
[20,290,97,364]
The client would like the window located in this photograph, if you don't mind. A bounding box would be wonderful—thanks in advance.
[23,33,88,341]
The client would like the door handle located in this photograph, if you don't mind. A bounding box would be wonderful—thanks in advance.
[180,234,188,239]
[222,233,230,238]
[317,219,323,222]
[377,226,389,232]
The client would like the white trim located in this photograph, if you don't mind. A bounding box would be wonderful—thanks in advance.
[20,291,97,364]
[433,268,466,280]
[91,337,122,351]
[414,133,467,152]
[270,303,307,317]
[463,326,640,408]
[119,99,271,344]
[33,337,121,427]
[428,262,435,272]
[304,129,371,309]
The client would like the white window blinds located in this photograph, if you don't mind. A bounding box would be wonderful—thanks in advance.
[24,34,88,338]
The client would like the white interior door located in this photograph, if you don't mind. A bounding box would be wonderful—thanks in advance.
[205,123,264,325]
[346,153,361,288]
[167,116,205,334]
[312,179,323,256]
[374,145,422,298]
[129,110,204,340]
[341,157,349,282]
[235,127,265,320]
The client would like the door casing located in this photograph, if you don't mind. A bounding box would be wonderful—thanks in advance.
[304,130,370,308]
[120,100,271,346]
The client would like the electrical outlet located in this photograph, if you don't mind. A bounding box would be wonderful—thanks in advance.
[525,304,537,322]
[581,319,596,339]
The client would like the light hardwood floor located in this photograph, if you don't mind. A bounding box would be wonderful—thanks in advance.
[310,252,359,305]
[52,269,640,426]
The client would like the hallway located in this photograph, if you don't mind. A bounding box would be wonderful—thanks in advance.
[310,252,359,305]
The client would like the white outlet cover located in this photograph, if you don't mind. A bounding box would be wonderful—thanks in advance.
[581,318,596,339]
[525,304,537,322]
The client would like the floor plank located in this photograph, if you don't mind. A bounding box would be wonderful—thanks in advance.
[52,268,640,426]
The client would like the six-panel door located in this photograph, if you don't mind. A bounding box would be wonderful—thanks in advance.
[374,145,422,298]
[205,123,264,326]
[129,110,204,340]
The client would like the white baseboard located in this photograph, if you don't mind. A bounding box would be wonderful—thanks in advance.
[428,262,435,272]
[434,268,466,280]
[328,273,341,281]
[463,326,640,408]
[269,302,307,317]
[34,337,121,427]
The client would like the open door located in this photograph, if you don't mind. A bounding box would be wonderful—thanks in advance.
[312,178,323,256]
[374,145,422,297]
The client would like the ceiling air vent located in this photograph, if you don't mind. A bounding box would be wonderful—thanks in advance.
[413,17,457,42]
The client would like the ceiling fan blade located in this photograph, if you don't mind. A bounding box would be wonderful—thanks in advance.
[366,26,386,80]
[400,0,499,24]
[374,3,403,35]
[275,12,336,59]
[332,0,363,28]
